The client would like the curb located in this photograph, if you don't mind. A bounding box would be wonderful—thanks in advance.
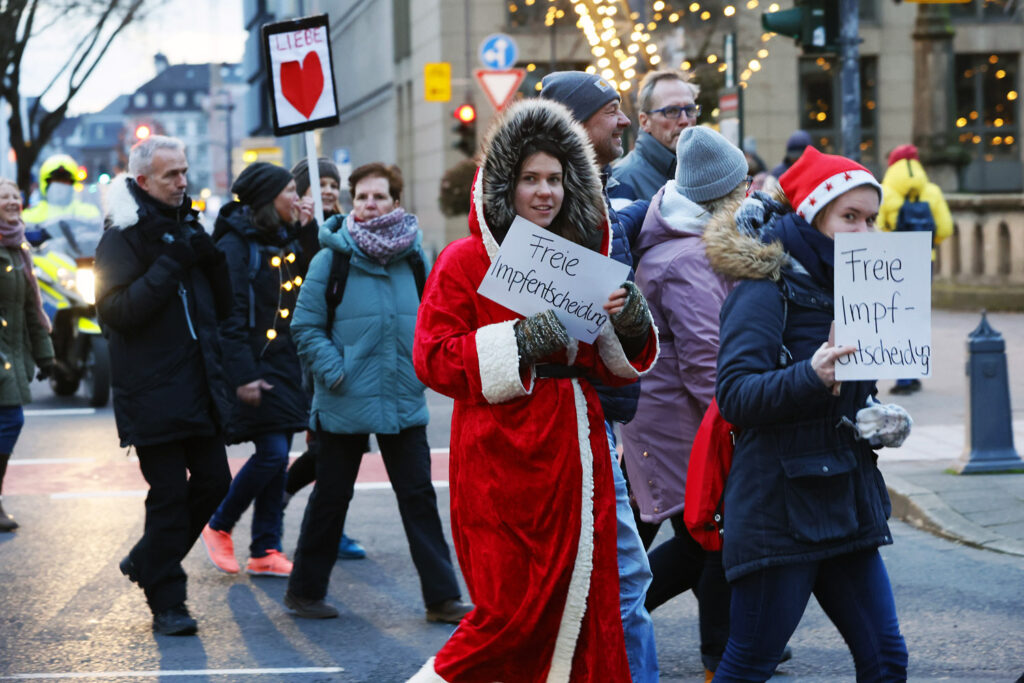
[885,472,1024,557]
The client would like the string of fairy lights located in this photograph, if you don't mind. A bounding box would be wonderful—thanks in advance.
[262,249,302,354]
[512,0,783,94]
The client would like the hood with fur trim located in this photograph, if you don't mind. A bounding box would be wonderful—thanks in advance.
[472,98,609,259]
[702,190,789,282]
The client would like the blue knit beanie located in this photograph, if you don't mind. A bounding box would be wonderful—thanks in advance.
[540,71,619,123]
[674,126,748,203]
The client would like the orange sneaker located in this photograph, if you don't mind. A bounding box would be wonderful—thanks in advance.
[246,549,293,577]
[201,524,239,574]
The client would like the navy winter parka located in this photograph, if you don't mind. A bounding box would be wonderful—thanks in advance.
[709,211,893,582]
[212,202,310,444]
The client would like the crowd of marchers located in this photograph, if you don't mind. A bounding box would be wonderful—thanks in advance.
[0,67,950,683]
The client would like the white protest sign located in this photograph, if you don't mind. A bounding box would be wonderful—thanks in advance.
[262,15,339,136]
[477,216,630,344]
[834,231,932,380]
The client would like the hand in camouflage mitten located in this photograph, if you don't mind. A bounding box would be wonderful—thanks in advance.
[607,281,651,340]
[514,310,570,365]
[856,402,913,448]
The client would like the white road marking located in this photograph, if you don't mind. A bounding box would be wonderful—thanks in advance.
[1,667,344,680]
[355,481,449,491]
[9,458,96,466]
[23,408,97,417]
[50,490,148,500]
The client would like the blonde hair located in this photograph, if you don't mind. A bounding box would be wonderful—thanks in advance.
[0,178,19,193]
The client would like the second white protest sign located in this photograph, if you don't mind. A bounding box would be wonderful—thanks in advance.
[477,216,630,344]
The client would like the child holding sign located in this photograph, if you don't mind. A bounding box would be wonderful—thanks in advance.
[410,99,658,683]
[704,147,912,681]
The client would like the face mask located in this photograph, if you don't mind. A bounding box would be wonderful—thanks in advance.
[47,183,73,206]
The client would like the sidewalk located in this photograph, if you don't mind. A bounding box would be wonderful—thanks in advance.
[878,419,1024,557]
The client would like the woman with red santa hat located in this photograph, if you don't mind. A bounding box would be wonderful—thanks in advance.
[408,97,658,682]
[703,147,912,681]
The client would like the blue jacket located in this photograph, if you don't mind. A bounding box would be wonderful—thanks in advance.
[290,214,429,435]
[595,170,648,423]
[711,212,893,582]
[611,131,676,202]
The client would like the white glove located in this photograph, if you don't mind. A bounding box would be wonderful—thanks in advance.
[855,402,913,448]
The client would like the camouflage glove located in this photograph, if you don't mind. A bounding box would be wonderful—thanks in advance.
[514,310,570,365]
[610,281,651,340]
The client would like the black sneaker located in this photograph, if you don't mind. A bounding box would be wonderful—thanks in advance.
[283,591,339,619]
[119,555,139,584]
[152,604,198,636]
[425,599,473,624]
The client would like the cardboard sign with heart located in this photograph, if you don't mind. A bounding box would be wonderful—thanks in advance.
[262,15,339,136]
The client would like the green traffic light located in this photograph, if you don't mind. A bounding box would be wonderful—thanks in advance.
[761,6,804,42]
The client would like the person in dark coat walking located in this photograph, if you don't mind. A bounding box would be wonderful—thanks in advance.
[706,147,912,681]
[95,135,234,636]
[199,162,313,578]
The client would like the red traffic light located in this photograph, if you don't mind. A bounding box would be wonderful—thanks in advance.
[454,104,476,124]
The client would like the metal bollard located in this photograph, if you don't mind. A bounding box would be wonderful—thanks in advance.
[954,311,1023,474]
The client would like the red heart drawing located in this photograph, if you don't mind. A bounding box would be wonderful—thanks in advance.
[280,51,324,119]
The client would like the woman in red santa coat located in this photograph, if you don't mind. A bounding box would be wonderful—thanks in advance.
[409,98,659,682]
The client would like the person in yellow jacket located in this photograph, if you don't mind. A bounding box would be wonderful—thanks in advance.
[879,144,953,395]
[878,144,953,261]
[21,155,101,229]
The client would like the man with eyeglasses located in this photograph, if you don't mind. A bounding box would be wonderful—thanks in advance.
[612,70,701,203]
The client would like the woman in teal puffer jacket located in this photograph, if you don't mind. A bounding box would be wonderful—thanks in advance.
[283,163,470,625]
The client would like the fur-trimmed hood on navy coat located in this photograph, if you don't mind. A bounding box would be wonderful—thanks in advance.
[477,98,608,255]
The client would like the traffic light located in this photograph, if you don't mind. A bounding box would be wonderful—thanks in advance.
[762,0,838,53]
[452,103,477,157]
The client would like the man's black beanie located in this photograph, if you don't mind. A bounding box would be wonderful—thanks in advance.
[231,162,293,209]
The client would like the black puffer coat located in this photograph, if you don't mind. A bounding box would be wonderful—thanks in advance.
[213,202,309,444]
[95,176,233,448]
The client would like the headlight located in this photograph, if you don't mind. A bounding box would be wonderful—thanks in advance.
[76,267,96,304]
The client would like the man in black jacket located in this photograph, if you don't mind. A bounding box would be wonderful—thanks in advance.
[95,135,233,636]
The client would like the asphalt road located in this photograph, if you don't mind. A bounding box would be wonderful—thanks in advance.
[1,308,1022,681]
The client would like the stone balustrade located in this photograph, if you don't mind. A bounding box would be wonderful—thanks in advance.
[936,194,1024,286]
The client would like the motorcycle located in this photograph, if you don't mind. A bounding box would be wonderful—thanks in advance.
[28,218,110,407]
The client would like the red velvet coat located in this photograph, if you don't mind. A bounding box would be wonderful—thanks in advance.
[411,139,658,681]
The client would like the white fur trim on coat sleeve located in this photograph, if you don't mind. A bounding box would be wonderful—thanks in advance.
[406,657,450,683]
[545,379,596,682]
[596,319,660,379]
[475,320,533,404]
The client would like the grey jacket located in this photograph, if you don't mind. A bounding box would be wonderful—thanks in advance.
[612,131,676,201]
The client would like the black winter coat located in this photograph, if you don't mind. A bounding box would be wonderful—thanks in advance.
[713,213,893,582]
[95,177,233,448]
[213,202,309,444]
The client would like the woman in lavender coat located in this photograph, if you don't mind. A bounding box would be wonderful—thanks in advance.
[620,126,749,676]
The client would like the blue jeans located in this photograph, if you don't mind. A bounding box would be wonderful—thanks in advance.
[209,432,291,558]
[714,549,907,682]
[606,421,659,683]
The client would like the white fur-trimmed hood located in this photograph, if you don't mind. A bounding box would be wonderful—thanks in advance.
[103,173,142,230]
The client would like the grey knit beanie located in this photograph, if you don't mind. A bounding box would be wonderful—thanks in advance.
[674,126,748,203]
[540,71,619,123]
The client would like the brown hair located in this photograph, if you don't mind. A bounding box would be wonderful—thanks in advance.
[348,162,403,203]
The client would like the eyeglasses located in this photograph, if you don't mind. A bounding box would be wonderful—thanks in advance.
[646,104,701,120]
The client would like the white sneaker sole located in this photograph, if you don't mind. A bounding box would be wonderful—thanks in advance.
[246,567,291,577]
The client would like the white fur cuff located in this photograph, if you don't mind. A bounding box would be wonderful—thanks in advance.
[406,657,449,682]
[596,319,659,379]
[476,320,533,404]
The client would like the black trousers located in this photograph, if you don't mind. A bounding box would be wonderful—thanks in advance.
[287,425,460,607]
[130,435,231,612]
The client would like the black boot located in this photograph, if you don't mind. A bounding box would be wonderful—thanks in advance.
[0,454,16,532]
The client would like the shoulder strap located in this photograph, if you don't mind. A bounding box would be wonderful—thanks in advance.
[324,250,351,331]
[409,251,427,300]
[246,240,260,329]
[777,279,792,368]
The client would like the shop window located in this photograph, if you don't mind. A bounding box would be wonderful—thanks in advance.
[797,55,879,170]
[951,0,1022,22]
[955,52,1021,191]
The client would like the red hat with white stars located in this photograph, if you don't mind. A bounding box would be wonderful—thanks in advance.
[779,146,883,226]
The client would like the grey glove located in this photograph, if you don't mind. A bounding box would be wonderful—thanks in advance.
[856,402,913,448]
[610,281,651,339]
[514,310,570,365]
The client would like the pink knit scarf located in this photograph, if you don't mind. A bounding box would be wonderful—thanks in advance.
[0,217,52,333]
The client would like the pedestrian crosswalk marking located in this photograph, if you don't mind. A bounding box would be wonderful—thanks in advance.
[1,667,344,679]
[23,408,97,417]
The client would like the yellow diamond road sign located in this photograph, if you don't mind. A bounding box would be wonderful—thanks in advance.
[425,62,451,102]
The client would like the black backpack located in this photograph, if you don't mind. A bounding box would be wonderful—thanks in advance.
[323,250,427,330]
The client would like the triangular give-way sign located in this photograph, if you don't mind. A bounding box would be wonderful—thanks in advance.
[474,69,525,110]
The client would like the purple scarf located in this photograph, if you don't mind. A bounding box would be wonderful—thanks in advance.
[0,217,51,333]
[346,208,419,265]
